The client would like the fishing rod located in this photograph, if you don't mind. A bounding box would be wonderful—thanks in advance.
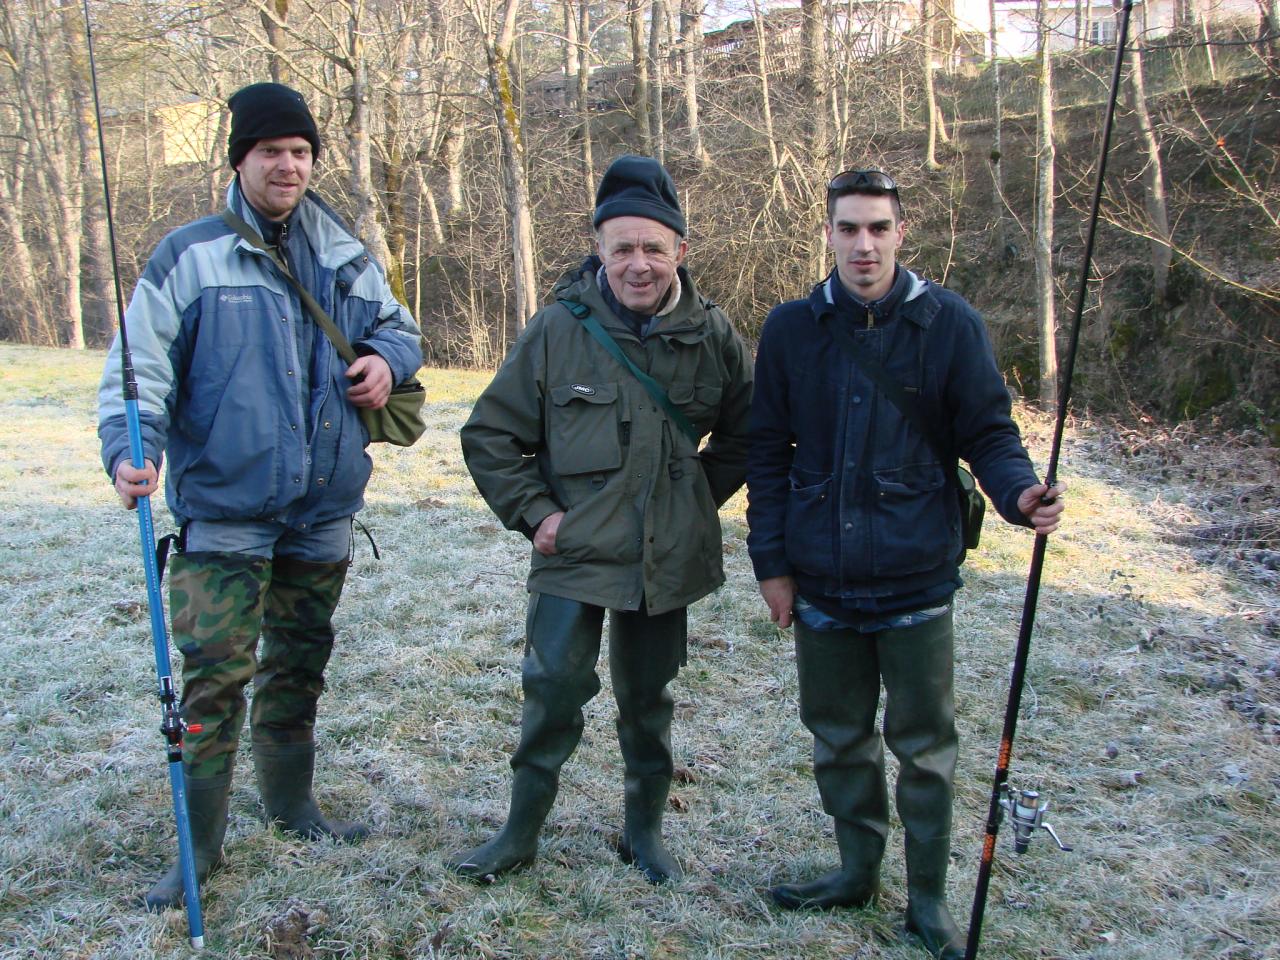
[81,0,205,948]
[963,3,1134,957]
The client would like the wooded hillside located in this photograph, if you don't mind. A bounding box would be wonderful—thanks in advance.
[1,0,1276,427]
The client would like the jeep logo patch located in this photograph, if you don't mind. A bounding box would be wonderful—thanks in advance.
[570,383,596,396]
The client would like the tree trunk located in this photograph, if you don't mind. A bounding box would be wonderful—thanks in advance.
[0,142,50,344]
[262,0,290,84]
[563,0,579,79]
[751,0,788,211]
[478,0,538,334]
[679,0,708,166]
[344,4,394,276]
[1034,0,1058,408]
[649,0,666,165]
[382,29,414,305]
[1128,35,1172,304]
[629,0,651,153]
[575,0,596,205]
[800,0,830,175]
[60,0,114,344]
[442,105,466,216]
[922,0,945,168]
[988,0,1007,255]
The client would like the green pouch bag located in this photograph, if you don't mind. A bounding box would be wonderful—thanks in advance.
[956,464,986,550]
[360,378,427,447]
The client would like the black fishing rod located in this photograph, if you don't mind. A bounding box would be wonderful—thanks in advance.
[81,0,205,948]
[963,3,1134,957]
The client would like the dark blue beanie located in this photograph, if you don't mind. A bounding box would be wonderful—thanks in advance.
[227,83,321,169]
[592,155,686,236]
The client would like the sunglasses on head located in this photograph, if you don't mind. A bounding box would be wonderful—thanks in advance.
[827,169,898,194]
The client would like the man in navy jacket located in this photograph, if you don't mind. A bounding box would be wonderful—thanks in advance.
[746,170,1063,959]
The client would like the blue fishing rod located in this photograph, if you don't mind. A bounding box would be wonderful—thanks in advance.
[963,2,1134,957]
[81,0,205,948]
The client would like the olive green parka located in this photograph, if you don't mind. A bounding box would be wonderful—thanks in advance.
[460,257,753,616]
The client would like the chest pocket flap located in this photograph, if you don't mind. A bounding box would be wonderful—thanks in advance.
[548,381,623,476]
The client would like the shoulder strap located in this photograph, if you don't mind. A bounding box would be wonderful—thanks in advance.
[221,208,358,366]
[558,299,700,446]
[825,319,951,465]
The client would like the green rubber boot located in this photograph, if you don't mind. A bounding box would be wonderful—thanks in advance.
[610,605,686,884]
[769,819,883,910]
[253,740,369,841]
[449,767,559,881]
[144,772,232,911]
[450,594,604,882]
[772,621,888,910]
[903,838,966,959]
[619,774,682,884]
[880,611,964,960]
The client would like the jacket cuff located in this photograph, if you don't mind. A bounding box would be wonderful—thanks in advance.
[750,550,793,582]
[521,497,561,536]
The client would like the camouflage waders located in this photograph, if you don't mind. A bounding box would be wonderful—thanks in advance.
[146,550,363,911]
[147,550,268,910]
[251,556,367,841]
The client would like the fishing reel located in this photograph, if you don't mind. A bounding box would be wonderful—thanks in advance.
[158,677,202,757]
[999,786,1071,854]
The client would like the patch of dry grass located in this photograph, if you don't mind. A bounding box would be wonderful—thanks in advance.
[0,344,1275,959]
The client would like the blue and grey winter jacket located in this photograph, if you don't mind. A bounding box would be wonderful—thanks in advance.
[746,268,1039,613]
[97,182,423,528]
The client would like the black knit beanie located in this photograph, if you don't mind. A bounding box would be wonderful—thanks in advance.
[592,155,686,236]
[226,83,321,169]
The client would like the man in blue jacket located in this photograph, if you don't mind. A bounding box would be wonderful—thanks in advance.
[97,83,423,910]
[746,170,1063,959]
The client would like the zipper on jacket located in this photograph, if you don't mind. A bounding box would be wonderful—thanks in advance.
[621,422,631,446]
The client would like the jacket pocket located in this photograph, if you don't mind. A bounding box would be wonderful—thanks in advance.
[871,463,950,576]
[784,468,835,575]
[667,380,723,419]
[547,381,623,476]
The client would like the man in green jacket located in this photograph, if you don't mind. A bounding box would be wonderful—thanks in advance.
[455,155,752,884]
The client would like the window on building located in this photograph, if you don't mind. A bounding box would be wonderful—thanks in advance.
[1089,17,1117,45]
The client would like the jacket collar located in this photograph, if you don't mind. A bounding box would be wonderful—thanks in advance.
[225,179,367,272]
[555,255,709,342]
[810,266,933,330]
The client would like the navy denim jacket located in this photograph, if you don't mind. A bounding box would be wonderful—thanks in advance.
[746,269,1039,612]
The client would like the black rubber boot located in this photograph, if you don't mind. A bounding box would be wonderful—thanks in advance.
[880,611,964,960]
[610,605,686,884]
[144,772,232,911]
[771,621,888,910]
[450,594,604,882]
[252,740,369,841]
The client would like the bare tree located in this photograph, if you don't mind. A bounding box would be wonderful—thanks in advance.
[573,0,595,205]
[987,0,1007,254]
[629,0,652,153]
[678,0,708,166]
[750,0,789,211]
[60,0,114,343]
[468,0,538,332]
[648,0,667,164]
[800,0,831,175]
[921,0,947,169]
[1127,25,1172,304]
[262,0,290,83]
[1033,0,1057,407]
